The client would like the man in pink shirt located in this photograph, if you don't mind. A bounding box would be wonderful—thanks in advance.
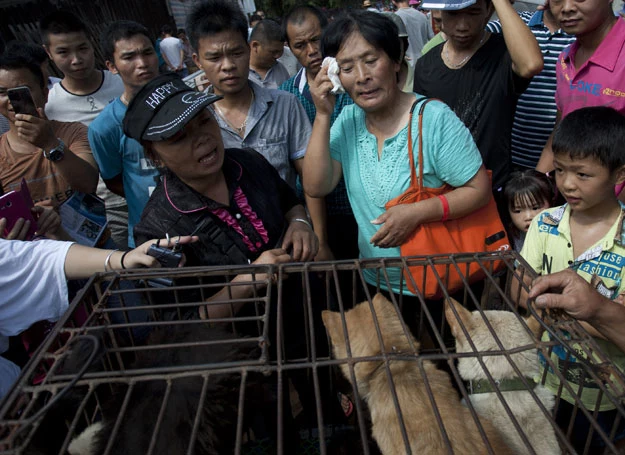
[536,0,624,172]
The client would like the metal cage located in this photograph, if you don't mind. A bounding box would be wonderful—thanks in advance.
[0,251,624,454]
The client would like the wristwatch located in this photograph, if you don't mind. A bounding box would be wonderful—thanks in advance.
[43,139,65,162]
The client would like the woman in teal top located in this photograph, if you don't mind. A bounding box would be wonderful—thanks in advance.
[302,10,491,296]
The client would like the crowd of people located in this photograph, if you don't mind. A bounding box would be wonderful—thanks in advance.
[1,0,625,448]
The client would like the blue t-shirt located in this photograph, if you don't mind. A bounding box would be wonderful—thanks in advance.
[329,96,483,293]
[88,98,159,247]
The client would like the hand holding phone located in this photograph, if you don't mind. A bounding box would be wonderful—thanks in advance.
[0,179,37,240]
[7,86,38,117]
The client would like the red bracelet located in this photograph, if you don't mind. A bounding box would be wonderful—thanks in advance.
[438,194,450,222]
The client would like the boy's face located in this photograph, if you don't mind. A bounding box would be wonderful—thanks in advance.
[45,31,95,81]
[192,30,250,96]
[553,153,624,214]
[549,0,613,37]
[107,34,159,93]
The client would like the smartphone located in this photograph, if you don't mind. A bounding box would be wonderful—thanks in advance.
[7,86,38,116]
[0,179,37,240]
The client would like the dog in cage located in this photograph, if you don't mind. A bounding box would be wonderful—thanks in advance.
[445,297,560,455]
[322,293,512,455]
[27,323,268,455]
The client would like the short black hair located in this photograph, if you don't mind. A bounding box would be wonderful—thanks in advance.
[552,107,625,172]
[249,19,284,43]
[100,20,152,63]
[0,56,45,89]
[321,10,400,63]
[186,0,248,52]
[39,11,88,46]
[161,24,173,36]
[4,41,49,66]
[283,5,328,45]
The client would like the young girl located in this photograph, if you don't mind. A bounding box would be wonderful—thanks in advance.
[503,170,555,252]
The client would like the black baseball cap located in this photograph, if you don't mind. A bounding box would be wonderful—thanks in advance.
[123,73,222,142]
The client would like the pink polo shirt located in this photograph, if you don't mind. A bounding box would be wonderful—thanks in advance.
[555,18,625,118]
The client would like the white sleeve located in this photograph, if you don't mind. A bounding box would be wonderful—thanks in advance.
[0,239,73,337]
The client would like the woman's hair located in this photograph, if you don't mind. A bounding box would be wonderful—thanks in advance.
[321,10,401,63]
[503,169,554,237]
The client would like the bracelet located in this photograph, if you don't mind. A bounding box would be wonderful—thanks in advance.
[292,217,313,230]
[120,250,131,269]
[104,249,119,272]
[438,195,450,222]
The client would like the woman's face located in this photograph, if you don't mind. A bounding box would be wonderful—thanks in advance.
[150,108,225,186]
[335,31,400,113]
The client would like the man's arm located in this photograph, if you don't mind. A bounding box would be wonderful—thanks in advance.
[492,0,543,78]
[530,270,625,352]
[536,111,561,173]
[103,174,125,198]
[294,159,333,261]
[14,112,99,194]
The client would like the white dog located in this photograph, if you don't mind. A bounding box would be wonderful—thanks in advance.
[445,298,560,455]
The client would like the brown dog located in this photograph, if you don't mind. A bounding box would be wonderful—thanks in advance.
[322,294,512,455]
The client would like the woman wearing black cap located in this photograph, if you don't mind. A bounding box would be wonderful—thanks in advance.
[124,73,318,320]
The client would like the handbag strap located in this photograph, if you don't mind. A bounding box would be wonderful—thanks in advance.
[407,97,438,190]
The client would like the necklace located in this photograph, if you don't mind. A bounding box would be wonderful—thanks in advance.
[444,31,487,69]
[214,90,254,136]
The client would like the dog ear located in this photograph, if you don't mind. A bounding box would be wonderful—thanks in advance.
[524,313,544,338]
[322,310,344,344]
[444,298,473,339]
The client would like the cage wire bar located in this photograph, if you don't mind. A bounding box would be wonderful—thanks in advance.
[0,251,624,454]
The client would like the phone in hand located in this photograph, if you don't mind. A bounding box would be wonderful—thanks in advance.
[7,86,38,117]
[0,179,37,240]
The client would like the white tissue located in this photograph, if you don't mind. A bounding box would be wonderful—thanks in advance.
[322,57,345,95]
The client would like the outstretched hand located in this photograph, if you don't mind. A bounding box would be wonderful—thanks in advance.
[124,235,199,269]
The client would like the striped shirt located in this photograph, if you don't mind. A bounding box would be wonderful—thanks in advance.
[487,12,575,168]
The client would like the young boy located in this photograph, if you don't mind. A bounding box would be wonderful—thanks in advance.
[521,106,625,450]
[40,11,124,124]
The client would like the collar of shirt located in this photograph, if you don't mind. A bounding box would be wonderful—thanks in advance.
[246,82,275,135]
[295,67,307,95]
[563,18,625,72]
[162,154,243,214]
[541,201,625,257]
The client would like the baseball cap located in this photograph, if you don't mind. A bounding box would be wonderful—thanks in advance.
[381,12,409,38]
[420,0,476,10]
[123,73,222,142]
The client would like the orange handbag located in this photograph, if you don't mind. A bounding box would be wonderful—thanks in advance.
[385,98,510,299]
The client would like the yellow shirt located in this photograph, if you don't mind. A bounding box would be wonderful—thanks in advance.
[521,203,625,411]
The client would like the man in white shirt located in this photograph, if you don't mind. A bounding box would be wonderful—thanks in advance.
[40,11,128,248]
[159,24,188,77]
[393,0,434,63]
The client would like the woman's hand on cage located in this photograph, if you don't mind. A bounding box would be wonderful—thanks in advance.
[282,220,319,262]
[369,203,422,248]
